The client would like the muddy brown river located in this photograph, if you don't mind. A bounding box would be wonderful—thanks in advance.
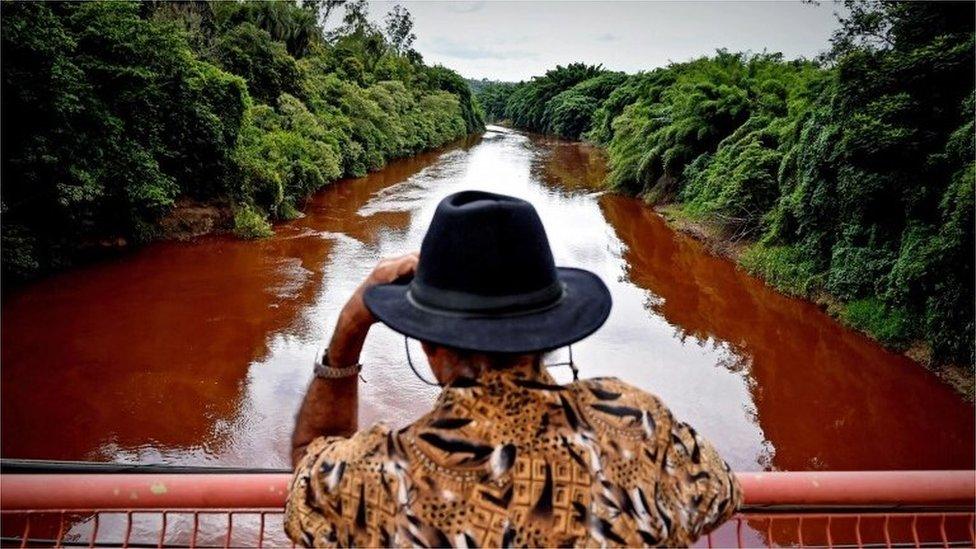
[2,126,973,474]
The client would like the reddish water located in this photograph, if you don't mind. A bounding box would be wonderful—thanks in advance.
[3,127,973,473]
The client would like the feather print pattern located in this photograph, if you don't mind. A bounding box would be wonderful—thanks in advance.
[284,363,741,547]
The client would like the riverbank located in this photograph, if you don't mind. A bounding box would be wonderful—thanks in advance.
[156,133,484,243]
[655,204,975,401]
[2,1,483,286]
[476,4,974,372]
[501,123,974,399]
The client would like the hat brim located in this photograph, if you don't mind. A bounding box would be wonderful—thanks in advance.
[362,267,612,353]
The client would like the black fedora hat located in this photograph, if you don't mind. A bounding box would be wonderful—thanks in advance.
[363,190,612,353]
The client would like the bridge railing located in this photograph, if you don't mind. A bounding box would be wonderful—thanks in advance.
[1,470,973,547]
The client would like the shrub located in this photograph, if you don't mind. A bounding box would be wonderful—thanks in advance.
[489,2,974,366]
[739,244,820,297]
[1,1,481,284]
[213,22,301,105]
[233,205,273,239]
[841,298,913,346]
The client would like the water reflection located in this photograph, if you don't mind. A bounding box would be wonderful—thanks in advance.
[598,197,974,471]
[2,127,972,475]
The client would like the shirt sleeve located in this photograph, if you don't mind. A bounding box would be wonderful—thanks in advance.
[283,425,392,548]
[576,378,741,546]
[656,417,742,543]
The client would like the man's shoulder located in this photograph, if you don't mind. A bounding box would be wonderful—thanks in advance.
[300,422,394,470]
[571,376,677,439]
[573,376,672,414]
[286,422,400,547]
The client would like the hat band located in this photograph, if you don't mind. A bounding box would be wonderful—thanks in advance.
[407,279,565,317]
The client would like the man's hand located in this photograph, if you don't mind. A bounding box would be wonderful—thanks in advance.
[292,252,419,467]
[328,252,419,367]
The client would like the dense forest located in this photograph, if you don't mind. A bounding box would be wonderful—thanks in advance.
[478,1,975,368]
[1,0,482,282]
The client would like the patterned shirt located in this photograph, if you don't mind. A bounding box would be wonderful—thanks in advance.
[285,362,741,547]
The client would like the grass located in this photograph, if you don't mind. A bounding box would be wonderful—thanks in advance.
[738,243,820,297]
[840,297,912,347]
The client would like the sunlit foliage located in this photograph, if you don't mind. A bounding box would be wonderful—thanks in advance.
[1,0,482,282]
[769,1,975,363]
[481,1,975,366]
[504,63,606,133]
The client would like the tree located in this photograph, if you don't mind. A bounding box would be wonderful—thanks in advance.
[302,0,346,30]
[1,0,482,283]
[1,1,248,279]
[503,63,605,133]
[256,2,318,57]
[329,0,373,39]
[213,22,301,105]
[384,5,416,54]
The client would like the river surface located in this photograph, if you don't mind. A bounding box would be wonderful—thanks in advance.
[3,126,973,474]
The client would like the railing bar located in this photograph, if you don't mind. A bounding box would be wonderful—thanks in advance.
[938,514,948,549]
[0,507,971,548]
[19,512,31,549]
[191,512,199,549]
[911,514,919,549]
[827,514,834,548]
[34,507,976,517]
[124,510,134,549]
[740,506,976,515]
[90,512,100,549]
[159,511,167,549]
[6,525,967,549]
[738,511,975,519]
[884,514,892,549]
[0,537,236,549]
[56,511,66,549]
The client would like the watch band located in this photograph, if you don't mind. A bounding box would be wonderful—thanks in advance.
[313,347,362,379]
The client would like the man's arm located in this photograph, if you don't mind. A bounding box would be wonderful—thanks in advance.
[290,252,418,467]
[289,303,368,466]
[662,420,742,542]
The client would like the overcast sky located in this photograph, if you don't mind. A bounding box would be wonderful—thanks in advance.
[362,1,843,82]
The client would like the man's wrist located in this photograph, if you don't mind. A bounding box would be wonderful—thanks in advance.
[314,347,362,379]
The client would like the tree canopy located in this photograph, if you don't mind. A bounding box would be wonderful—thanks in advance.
[2,0,482,283]
[476,1,975,367]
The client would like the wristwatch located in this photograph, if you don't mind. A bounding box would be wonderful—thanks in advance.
[313,347,362,379]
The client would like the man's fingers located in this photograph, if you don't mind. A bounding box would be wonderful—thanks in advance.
[367,252,419,286]
[398,259,418,276]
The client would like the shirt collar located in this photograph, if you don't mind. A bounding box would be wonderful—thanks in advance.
[436,358,562,404]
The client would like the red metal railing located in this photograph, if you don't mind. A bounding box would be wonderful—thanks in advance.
[2,471,973,547]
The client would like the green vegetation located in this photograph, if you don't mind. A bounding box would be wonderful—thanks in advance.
[471,79,517,123]
[2,0,482,283]
[738,243,820,298]
[840,298,911,347]
[478,1,974,367]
